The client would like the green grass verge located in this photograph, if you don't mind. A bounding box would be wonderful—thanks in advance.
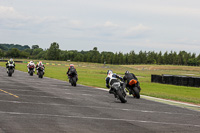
[0,61,200,104]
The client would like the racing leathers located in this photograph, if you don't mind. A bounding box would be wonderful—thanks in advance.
[123,73,141,93]
[106,73,124,94]
[66,65,78,82]
[36,62,45,74]
[27,61,36,73]
[6,60,15,73]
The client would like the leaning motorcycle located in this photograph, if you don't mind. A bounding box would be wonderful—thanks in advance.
[38,67,44,78]
[29,65,35,76]
[111,81,127,103]
[8,64,14,77]
[127,79,140,99]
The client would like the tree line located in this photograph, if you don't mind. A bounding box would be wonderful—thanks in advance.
[1,42,200,66]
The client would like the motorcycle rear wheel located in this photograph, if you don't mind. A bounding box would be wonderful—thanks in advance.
[133,87,140,99]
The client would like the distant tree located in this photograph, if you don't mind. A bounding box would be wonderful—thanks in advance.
[0,44,30,51]
[0,45,8,51]
[47,42,61,60]
[118,52,124,64]
[36,51,47,59]
[6,48,20,58]
[157,51,163,65]
[86,52,92,62]
[113,52,119,64]
[32,48,43,56]
[24,48,33,56]
[128,51,137,64]
[24,45,30,49]
[91,47,100,63]
[177,51,188,65]
[19,51,30,58]
[74,53,83,62]
[93,47,98,51]
[187,58,198,66]
[163,51,169,64]
[138,51,147,64]
[123,53,128,64]
[32,45,39,49]
[0,49,4,57]
[197,54,200,60]
[147,51,157,64]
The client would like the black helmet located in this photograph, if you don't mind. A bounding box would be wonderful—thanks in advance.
[125,70,129,74]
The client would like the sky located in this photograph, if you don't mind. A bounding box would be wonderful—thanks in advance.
[0,0,200,54]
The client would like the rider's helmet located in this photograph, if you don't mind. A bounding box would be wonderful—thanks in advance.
[70,64,74,67]
[107,70,113,75]
[39,61,43,66]
[30,61,33,64]
[69,64,75,69]
[9,58,13,64]
[125,70,130,74]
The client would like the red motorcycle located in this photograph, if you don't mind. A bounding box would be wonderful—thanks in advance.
[28,65,35,76]
[38,66,44,78]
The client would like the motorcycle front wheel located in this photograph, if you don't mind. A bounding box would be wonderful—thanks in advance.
[116,89,127,103]
[8,69,13,77]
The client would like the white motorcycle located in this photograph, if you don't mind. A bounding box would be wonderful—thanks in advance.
[7,64,15,77]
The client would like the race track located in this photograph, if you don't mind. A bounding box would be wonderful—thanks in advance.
[0,66,200,133]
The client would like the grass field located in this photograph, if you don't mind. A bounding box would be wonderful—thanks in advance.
[0,60,200,104]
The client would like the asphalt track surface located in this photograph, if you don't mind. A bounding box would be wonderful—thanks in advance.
[0,66,200,133]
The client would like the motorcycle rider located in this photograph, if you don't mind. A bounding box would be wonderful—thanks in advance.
[27,61,36,73]
[123,71,141,94]
[36,61,45,75]
[66,64,78,82]
[105,70,124,94]
[6,58,15,73]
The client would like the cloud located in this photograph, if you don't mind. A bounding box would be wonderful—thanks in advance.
[0,6,24,19]
[123,24,152,38]
[0,6,83,33]
[68,20,82,27]
[0,1,200,54]
[98,1,200,18]
[87,21,120,38]
[103,21,119,28]
[93,21,119,30]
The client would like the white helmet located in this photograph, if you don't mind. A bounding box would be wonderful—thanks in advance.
[107,70,113,75]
